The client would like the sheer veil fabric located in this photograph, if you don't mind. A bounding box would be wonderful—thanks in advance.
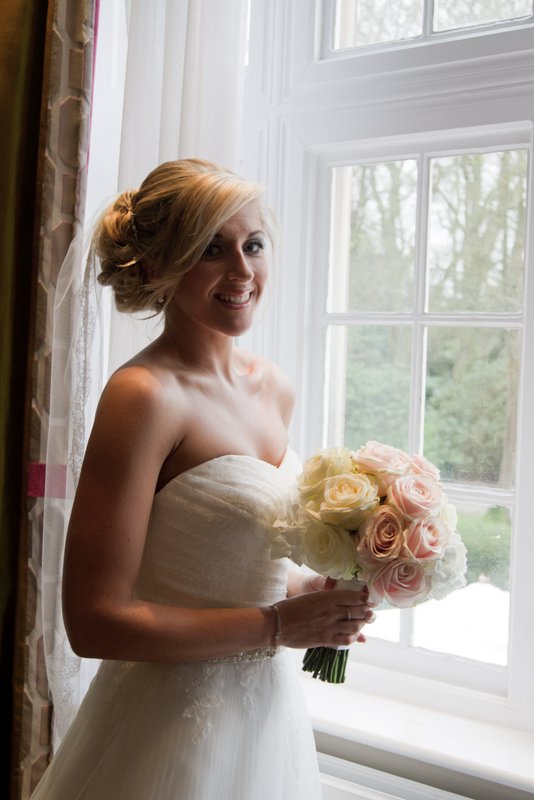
[41,0,250,747]
[42,231,110,748]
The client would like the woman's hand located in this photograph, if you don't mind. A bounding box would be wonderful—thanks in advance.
[275,582,375,649]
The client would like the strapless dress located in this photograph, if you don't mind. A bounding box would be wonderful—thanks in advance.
[31,449,323,799]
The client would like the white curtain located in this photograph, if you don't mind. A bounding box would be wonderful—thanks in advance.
[43,0,249,749]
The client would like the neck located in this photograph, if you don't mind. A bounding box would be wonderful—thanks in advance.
[155,316,238,380]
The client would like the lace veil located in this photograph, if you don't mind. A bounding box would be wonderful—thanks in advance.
[42,222,111,748]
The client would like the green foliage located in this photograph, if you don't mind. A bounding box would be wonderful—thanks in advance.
[338,151,525,491]
[458,507,511,590]
[424,328,518,485]
[344,326,410,450]
[345,161,416,313]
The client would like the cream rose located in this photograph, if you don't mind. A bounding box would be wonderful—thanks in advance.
[387,474,444,520]
[301,521,358,580]
[298,448,355,504]
[404,516,449,561]
[352,440,411,494]
[356,505,406,568]
[314,473,379,529]
[368,558,432,607]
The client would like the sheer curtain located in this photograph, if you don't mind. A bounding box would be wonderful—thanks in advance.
[43,0,249,749]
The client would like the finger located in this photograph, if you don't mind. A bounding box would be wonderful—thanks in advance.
[332,631,368,645]
[332,590,372,605]
[304,575,326,593]
[324,577,337,591]
[336,621,367,637]
[337,605,376,622]
[332,633,355,646]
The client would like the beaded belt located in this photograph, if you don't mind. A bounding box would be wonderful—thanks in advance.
[208,645,280,664]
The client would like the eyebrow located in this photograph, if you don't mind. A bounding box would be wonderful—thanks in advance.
[212,229,265,240]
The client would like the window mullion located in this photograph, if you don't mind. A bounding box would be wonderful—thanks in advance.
[423,0,435,38]
[410,153,430,455]
[403,153,430,649]
[324,166,353,446]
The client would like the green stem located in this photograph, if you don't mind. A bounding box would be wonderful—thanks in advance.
[302,647,349,683]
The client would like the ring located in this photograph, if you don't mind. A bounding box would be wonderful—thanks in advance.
[346,607,352,622]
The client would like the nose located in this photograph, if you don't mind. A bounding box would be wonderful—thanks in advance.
[228,248,255,282]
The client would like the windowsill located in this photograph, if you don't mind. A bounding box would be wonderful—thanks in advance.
[300,672,534,797]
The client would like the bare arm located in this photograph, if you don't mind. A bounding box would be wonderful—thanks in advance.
[63,367,373,663]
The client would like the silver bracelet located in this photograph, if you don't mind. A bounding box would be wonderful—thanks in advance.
[270,603,282,647]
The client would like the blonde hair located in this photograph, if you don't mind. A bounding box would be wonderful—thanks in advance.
[93,158,269,313]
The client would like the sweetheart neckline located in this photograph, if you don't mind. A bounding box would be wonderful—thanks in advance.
[155,447,292,497]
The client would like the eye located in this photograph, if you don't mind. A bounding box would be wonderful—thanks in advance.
[203,241,222,258]
[244,238,265,255]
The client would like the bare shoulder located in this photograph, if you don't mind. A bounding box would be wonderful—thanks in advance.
[104,362,184,419]
[103,362,184,410]
[88,363,188,472]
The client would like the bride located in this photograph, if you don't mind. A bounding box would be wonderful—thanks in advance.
[32,158,375,799]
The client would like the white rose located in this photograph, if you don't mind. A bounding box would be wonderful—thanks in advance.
[301,521,358,580]
[439,501,458,532]
[428,532,467,600]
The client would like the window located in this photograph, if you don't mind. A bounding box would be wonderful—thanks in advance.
[323,143,528,682]
[242,0,534,737]
[327,0,534,51]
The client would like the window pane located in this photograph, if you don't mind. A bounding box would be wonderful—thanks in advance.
[434,0,532,31]
[413,503,511,665]
[366,606,400,642]
[326,325,412,449]
[427,150,528,313]
[328,161,417,313]
[334,0,423,48]
[424,327,520,487]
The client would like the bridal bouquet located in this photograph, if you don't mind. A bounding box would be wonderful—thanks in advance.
[271,441,467,683]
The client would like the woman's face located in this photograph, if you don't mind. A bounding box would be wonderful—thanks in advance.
[166,201,268,338]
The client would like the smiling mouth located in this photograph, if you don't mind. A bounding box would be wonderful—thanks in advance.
[216,291,252,306]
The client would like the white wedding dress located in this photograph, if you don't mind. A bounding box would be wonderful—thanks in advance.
[31,449,323,799]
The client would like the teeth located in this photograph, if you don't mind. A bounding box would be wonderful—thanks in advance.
[218,292,251,305]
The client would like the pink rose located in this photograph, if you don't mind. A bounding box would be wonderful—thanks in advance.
[387,474,443,520]
[352,440,411,495]
[368,558,431,607]
[404,516,449,561]
[356,505,406,568]
[409,453,441,482]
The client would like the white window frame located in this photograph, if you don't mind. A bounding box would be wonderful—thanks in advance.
[241,0,534,748]
[317,135,527,695]
[321,0,534,57]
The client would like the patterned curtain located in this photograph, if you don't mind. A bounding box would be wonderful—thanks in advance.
[8,1,98,797]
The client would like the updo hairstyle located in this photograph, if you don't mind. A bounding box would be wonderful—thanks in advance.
[93,158,268,313]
